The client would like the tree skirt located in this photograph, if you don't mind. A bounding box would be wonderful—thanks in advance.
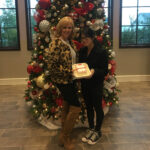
[38,106,109,130]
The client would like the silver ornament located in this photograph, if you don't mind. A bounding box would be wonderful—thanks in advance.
[45,36,50,43]
[111,51,116,58]
[86,21,92,26]
[106,35,110,38]
[97,8,103,15]
[90,19,104,31]
[65,4,69,9]
[33,53,38,58]
[39,20,50,33]
[40,45,44,49]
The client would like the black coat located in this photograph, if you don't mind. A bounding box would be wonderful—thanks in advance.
[79,40,108,87]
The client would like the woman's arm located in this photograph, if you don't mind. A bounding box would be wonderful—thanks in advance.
[92,50,109,79]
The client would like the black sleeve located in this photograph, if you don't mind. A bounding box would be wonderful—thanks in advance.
[93,50,108,79]
[78,48,84,63]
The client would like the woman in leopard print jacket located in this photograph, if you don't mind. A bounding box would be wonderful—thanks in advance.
[47,16,81,150]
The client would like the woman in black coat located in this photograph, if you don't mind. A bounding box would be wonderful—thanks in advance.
[79,27,108,145]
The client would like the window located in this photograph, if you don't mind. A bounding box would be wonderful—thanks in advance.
[25,0,37,50]
[26,0,113,50]
[120,0,150,48]
[104,0,113,39]
[0,0,20,50]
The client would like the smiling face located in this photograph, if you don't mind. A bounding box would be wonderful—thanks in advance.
[81,35,94,47]
[61,24,73,40]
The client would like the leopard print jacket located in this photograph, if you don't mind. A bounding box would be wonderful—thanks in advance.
[47,38,78,84]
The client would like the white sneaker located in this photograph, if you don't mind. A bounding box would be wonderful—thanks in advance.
[81,128,94,143]
[87,131,102,145]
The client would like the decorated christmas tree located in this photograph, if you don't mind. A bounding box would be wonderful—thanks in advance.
[25,0,119,123]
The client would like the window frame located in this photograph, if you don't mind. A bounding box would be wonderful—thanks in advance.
[119,0,150,48]
[107,0,113,41]
[0,0,20,51]
[25,0,34,50]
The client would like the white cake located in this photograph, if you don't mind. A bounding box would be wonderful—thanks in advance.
[72,63,91,79]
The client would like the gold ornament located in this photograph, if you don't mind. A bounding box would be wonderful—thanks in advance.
[34,110,38,114]
[36,74,45,88]
[43,103,47,108]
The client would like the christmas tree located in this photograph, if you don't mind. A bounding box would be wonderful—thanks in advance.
[25,0,119,122]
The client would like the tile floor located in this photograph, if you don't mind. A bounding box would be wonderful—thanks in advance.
[0,82,150,150]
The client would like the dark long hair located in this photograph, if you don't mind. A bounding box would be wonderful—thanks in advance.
[80,27,95,39]
[80,26,101,47]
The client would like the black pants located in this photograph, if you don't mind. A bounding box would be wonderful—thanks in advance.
[56,81,80,107]
[82,83,104,131]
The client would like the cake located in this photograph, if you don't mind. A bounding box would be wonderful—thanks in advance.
[72,63,91,79]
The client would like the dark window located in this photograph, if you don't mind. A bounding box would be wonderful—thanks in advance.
[120,0,150,48]
[0,0,20,50]
[25,0,37,50]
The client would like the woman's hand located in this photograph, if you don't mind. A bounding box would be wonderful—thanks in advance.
[85,68,95,79]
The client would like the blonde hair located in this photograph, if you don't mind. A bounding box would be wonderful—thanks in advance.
[55,16,74,39]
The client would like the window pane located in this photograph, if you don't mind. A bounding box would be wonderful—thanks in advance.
[0,0,19,50]
[122,8,137,25]
[0,0,15,8]
[138,7,150,25]
[104,8,108,22]
[30,0,38,8]
[137,26,150,44]
[139,0,150,6]
[30,9,37,27]
[122,0,137,7]
[104,0,108,7]
[121,26,136,45]
[0,28,18,47]
[0,9,17,27]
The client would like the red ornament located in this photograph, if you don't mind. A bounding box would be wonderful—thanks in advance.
[34,10,45,23]
[42,96,46,100]
[38,55,43,60]
[34,27,39,32]
[97,36,103,43]
[108,41,111,46]
[109,60,116,75]
[85,2,94,11]
[68,12,78,20]
[38,41,41,46]
[104,25,109,29]
[109,102,113,106]
[73,7,87,16]
[27,65,33,74]
[55,98,63,106]
[51,107,56,113]
[32,91,37,95]
[72,40,84,50]
[102,98,106,108]
[38,0,51,9]
[28,81,31,85]
[25,97,29,100]
[49,82,53,87]
[105,74,109,80]
[33,65,43,73]
[91,19,95,24]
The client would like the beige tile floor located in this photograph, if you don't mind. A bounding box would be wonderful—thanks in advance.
[0,82,150,150]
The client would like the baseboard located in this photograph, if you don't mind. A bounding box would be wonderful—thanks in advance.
[0,75,150,85]
[116,75,150,82]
